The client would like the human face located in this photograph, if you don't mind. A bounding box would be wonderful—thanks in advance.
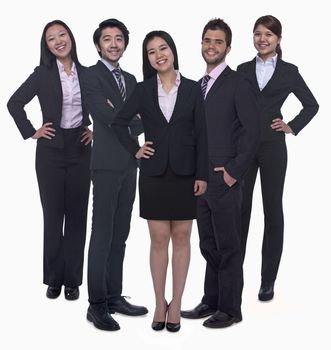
[253,24,281,61]
[45,24,72,61]
[146,37,175,74]
[96,27,126,66]
[201,29,230,71]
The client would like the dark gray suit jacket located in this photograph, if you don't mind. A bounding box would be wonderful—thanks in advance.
[112,74,208,181]
[203,66,260,182]
[7,64,90,148]
[237,58,319,141]
[80,60,143,171]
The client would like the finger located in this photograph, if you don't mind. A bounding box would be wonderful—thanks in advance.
[144,147,155,153]
[214,167,224,172]
[44,122,53,126]
[145,141,154,145]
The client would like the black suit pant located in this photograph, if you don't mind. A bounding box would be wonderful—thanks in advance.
[241,140,287,283]
[197,181,243,318]
[87,164,137,305]
[35,128,91,287]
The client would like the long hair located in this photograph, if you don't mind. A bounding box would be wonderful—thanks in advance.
[253,15,282,59]
[40,20,81,68]
[142,30,179,81]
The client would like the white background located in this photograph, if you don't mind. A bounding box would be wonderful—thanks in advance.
[1,0,330,349]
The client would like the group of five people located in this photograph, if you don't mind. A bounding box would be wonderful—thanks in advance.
[7,15,318,332]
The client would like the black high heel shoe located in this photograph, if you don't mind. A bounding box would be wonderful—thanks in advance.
[166,302,181,332]
[151,301,168,331]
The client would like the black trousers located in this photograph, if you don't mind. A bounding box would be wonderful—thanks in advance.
[87,164,137,305]
[241,140,287,283]
[197,179,243,318]
[35,128,91,287]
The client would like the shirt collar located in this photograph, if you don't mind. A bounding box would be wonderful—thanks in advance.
[56,59,76,75]
[256,54,278,67]
[101,58,121,73]
[157,70,181,88]
[204,61,227,81]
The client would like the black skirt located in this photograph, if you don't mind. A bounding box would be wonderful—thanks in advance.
[139,167,197,220]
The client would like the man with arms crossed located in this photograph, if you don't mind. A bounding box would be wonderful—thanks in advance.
[81,18,147,331]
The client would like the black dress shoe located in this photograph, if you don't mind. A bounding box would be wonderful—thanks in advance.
[151,320,166,331]
[203,310,242,328]
[181,302,216,319]
[108,296,148,316]
[152,302,168,331]
[46,286,61,299]
[166,322,181,332]
[87,304,120,331]
[64,286,79,300]
[258,282,275,301]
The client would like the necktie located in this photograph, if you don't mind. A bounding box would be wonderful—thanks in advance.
[113,68,126,101]
[201,74,211,99]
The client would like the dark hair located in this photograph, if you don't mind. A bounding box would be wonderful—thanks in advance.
[93,18,129,57]
[40,20,81,68]
[142,30,179,81]
[202,18,232,47]
[253,15,282,59]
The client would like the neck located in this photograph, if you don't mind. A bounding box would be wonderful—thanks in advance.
[258,52,276,62]
[58,56,73,73]
[158,69,177,85]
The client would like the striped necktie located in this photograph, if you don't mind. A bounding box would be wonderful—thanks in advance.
[201,74,211,99]
[112,68,126,101]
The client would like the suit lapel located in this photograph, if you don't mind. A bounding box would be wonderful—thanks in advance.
[246,58,260,93]
[205,66,232,100]
[169,75,190,123]
[49,64,63,104]
[96,60,123,104]
[260,58,286,94]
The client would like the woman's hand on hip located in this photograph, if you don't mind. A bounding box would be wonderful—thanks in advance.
[271,118,294,134]
[32,122,55,140]
[135,141,155,159]
[81,127,93,145]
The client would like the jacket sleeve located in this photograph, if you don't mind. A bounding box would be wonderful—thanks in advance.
[287,67,319,135]
[7,67,40,139]
[193,85,209,182]
[225,77,260,180]
[80,68,120,127]
[112,84,143,156]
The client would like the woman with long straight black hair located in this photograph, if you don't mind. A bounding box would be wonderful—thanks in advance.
[7,20,92,301]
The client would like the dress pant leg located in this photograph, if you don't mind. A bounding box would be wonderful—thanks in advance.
[259,141,287,283]
[35,144,65,287]
[198,182,243,318]
[87,169,123,304]
[241,158,259,260]
[197,195,218,309]
[62,130,91,287]
[107,165,137,299]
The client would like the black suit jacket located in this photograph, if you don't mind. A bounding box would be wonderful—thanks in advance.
[203,66,260,182]
[80,60,143,171]
[112,74,208,181]
[237,58,319,141]
[7,63,90,148]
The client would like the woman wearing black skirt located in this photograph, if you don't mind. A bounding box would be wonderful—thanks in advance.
[113,30,208,332]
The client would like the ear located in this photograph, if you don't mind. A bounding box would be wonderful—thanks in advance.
[226,46,231,55]
[278,36,282,45]
[95,43,101,53]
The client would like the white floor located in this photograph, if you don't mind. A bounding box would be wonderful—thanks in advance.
[1,2,330,348]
